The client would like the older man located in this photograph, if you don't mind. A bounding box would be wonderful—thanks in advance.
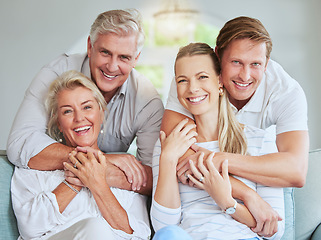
[7,9,164,195]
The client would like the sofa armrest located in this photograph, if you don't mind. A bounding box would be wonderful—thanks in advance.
[294,149,321,240]
[0,150,19,239]
[311,223,321,240]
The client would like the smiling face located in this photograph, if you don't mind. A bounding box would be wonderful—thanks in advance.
[57,86,103,148]
[175,54,221,117]
[220,38,268,110]
[87,32,140,103]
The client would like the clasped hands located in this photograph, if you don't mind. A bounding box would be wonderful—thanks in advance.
[64,146,147,192]
[177,145,281,238]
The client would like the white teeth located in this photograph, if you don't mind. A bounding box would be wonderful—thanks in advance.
[103,72,117,79]
[234,82,250,87]
[189,96,206,103]
[74,126,91,132]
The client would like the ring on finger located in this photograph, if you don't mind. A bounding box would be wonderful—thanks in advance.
[73,161,78,169]
[199,176,204,182]
[184,171,189,179]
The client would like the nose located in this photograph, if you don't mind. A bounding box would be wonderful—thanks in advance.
[74,110,85,122]
[106,57,119,72]
[189,80,200,94]
[239,66,251,81]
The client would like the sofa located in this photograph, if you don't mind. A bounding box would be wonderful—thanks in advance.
[1,149,321,240]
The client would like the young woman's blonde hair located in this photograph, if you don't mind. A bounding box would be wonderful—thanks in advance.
[45,70,107,142]
[175,43,247,155]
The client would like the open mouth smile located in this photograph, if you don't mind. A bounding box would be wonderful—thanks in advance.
[102,70,118,80]
[74,126,91,134]
[187,95,207,103]
[233,81,252,87]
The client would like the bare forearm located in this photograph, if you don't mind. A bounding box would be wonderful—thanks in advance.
[29,143,73,170]
[92,186,133,234]
[154,160,180,209]
[53,182,82,213]
[229,130,309,187]
[231,203,256,228]
[229,176,256,227]
[136,165,153,196]
[161,110,193,135]
[228,151,307,187]
[106,163,153,196]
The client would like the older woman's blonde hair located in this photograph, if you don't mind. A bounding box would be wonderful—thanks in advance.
[175,42,247,155]
[45,70,107,142]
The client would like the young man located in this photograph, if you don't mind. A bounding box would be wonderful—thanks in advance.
[161,16,308,237]
[7,9,164,195]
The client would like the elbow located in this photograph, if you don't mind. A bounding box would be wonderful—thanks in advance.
[292,175,306,188]
[289,156,308,188]
[290,168,307,188]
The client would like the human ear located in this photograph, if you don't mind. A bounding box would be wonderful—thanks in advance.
[87,36,92,58]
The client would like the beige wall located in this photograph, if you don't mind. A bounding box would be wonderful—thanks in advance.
[1,0,320,150]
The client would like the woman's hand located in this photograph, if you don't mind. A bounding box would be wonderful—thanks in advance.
[64,151,108,191]
[188,152,234,210]
[160,118,197,165]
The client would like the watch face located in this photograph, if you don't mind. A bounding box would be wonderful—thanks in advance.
[225,207,236,215]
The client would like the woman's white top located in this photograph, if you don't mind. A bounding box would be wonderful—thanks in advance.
[11,167,151,240]
[151,126,285,240]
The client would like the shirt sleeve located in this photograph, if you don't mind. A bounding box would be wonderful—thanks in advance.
[272,84,308,135]
[150,139,181,231]
[108,189,151,239]
[135,98,164,167]
[165,77,193,118]
[11,168,68,239]
[126,195,152,239]
[256,132,285,240]
[6,67,60,168]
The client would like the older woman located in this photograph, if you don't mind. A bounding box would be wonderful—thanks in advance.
[151,43,284,240]
[11,70,150,240]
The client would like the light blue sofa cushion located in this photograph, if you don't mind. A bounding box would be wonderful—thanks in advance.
[311,223,321,240]
[0,150,19,240]
[295,149,321,240]
[281,188,295,240]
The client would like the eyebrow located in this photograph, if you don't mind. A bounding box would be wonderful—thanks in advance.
[59,100,93,109]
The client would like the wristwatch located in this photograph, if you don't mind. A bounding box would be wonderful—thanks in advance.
[223,200,237,215]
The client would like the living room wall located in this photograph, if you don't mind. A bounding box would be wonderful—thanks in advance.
[1,0,320,150]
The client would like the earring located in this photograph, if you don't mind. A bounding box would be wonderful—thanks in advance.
[100,129,104,134]
[219,86,224,96]
[58,131,64,143]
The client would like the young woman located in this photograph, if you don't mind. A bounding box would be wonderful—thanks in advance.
[151,43,284,240]
[11,70,150,240]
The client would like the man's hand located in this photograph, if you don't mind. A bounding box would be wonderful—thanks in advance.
[77,146,147,191]
[177,144,213,186]
[106,153,147,191]
[244,190,282,237]
[64,147,144,191]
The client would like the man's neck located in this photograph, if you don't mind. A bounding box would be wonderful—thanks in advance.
[228,95,251,111]
[103,87,119,103]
